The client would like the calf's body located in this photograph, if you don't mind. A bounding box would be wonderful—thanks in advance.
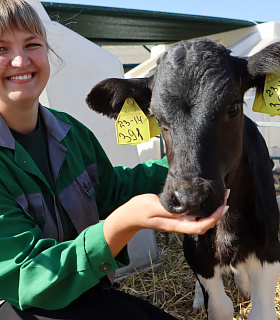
[86,39,280,319]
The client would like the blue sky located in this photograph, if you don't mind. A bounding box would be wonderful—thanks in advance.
[43,0,279,23]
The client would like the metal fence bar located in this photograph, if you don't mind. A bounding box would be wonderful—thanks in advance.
[256,122,280,128]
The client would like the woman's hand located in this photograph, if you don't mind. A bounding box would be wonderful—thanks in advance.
[103,192,229,258]
[123,193,228,234]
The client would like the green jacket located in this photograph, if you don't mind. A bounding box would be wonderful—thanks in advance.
[0,105,168,311]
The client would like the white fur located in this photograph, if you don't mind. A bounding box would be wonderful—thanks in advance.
[192,255,280,320]
[232,263,250,299]
[244,256,280,320]
[195,265,233,320]
[192,280,204,314]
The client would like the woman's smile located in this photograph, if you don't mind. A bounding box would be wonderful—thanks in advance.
[7,73,34,81]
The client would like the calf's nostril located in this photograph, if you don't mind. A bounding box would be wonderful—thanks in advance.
[169,187,213,215]
[171,190,182,208]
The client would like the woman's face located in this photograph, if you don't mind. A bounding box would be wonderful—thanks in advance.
[0,28,50,109]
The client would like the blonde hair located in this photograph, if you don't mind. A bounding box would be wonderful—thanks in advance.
[0,0,49,48]
[0,0,63,67]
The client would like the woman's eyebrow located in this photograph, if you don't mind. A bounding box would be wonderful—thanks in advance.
[25,36,40,42]
[0,39,10,44]
[0,36,40,43]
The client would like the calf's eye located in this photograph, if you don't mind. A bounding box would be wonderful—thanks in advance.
[227,101,242,117]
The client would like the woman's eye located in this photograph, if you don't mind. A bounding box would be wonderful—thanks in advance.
[26,43,41,48]
[227,101,242,117]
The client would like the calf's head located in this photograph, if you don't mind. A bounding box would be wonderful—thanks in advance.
[86,39,280,217]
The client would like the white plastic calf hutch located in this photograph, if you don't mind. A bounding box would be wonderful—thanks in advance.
[27,0,160,275]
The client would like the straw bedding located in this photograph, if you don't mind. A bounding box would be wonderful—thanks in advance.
[117,231,280,320]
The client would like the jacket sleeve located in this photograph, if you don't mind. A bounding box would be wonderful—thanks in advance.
[0,183,129,311]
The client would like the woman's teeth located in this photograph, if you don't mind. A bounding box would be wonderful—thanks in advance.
[9,74,32,80]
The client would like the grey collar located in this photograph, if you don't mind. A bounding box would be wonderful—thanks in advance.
[0,104,71,150]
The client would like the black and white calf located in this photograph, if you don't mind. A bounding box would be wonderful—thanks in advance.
[86,39,280,320]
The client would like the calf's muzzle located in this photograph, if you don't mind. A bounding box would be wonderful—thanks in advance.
[160,176,223,218]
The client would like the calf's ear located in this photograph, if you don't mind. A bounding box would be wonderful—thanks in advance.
[86,77,153,119]
[245,41,280,93]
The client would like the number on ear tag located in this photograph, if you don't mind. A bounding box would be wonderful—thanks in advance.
[253,73,280,116]
[263,73,280,116]
[116,98,151,145]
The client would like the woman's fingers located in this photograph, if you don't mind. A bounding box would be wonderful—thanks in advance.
[126,191,229,235]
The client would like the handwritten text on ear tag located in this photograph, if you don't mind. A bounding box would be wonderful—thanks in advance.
[263,73,280,116]
[253,73,280,116]
[116,98,151,145]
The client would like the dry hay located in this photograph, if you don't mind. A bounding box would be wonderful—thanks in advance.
[117,231,280,320]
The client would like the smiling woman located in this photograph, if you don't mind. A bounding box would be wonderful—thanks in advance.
[0,29,50,133]
[0,0,50,133]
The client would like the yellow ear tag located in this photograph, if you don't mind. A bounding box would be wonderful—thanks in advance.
[146,112,162,138]
[252,92,269,114]
[253,73,280,116]
[116,98,151,145]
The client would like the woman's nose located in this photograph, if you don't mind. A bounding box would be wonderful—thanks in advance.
[10,51,30,68]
